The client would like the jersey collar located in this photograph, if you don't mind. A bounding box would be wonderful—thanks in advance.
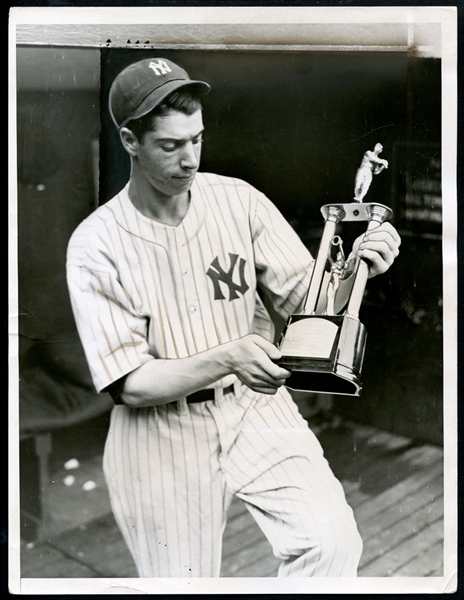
[113,176,206,247]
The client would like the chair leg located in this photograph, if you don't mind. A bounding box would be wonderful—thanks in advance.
[34,432,52,541]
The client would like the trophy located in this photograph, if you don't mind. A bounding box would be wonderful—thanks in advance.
[277,144,392,396]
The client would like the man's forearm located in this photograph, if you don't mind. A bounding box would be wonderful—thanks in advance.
[120,333,290,407]
[121,343,235,408]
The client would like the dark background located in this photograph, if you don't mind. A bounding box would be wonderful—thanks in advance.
[18,47,443,444]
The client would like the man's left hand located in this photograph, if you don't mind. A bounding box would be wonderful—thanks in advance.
[351,222,401,278]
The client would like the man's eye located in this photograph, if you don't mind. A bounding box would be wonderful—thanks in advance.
[161,137,202,152]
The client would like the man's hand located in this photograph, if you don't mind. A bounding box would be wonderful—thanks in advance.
[227,334,291,395]
[351,222,401,278]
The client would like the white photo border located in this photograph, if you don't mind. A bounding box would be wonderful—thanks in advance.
[9,5,458,595]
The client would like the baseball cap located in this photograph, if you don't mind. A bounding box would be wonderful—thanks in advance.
[109,58,211,129]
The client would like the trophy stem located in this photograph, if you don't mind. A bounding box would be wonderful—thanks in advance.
[303,206,345,314]
[346,205,392,319]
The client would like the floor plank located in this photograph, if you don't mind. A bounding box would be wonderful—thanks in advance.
[359,494,443,569]
[20,541,67,572]
[359,520,444,577]
[222,520,267,559]
[50,514,138,578]
[320,425,409,473]
[392,540,444,577]
[21,542,101,578]
[221,536,279,577]
[226,496,248,520]
[354,459,443,525]
[345,445,443,509]
[357,474,443,542]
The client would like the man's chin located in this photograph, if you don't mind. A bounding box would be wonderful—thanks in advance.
[171,175,196,192]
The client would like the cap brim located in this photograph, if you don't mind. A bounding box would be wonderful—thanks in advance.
[119,79,211,129]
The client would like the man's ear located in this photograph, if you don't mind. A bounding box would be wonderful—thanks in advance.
[119,127,139,157]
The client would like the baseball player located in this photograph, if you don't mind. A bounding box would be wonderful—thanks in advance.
[66,57,401,578]
[354,143,389,202]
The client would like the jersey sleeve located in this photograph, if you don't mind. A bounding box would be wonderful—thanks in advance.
[250,190,314,320]
[67,235,154,393]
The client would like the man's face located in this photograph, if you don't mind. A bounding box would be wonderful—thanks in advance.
[135,108,204,199]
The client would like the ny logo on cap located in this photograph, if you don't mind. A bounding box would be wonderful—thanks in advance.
[149,60,172,76]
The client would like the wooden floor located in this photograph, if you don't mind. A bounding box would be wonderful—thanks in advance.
[19,418,444,579]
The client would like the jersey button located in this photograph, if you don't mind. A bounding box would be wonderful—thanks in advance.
[189,305,197,313]
[182,268,188,276]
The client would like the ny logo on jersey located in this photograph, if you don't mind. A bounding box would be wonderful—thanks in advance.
[206,253,249,301]
[148,60,172,76]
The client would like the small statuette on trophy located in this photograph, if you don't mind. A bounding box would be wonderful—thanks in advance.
[353,143,389,202]
[276,144,393,396]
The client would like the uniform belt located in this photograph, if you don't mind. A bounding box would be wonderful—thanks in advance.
[186,384,234,404]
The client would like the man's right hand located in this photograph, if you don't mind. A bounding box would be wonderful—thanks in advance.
[227,334,291,395]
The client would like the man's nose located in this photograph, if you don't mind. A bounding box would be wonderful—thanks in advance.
[180,141,200,169]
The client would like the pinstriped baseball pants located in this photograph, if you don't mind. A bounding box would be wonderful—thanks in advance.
[103,385,363,577]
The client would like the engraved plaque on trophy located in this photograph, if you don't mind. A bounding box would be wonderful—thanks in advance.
[277,144,392,396]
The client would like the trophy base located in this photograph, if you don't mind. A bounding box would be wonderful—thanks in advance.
[277,314,367,396]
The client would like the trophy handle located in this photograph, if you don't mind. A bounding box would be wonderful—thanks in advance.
[302,202,392,317]
[302,205,345,315]
[345,204,393,319]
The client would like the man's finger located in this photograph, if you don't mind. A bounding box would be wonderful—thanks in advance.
[248,383,280,395]
[249,369,290,388]
[251,335,283,361]
[358,248,389,275]
[359,240,396,262]
[249,335,291,379]
[364,223,401,249]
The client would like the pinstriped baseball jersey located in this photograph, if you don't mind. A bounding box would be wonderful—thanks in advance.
[66,172,314,394]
